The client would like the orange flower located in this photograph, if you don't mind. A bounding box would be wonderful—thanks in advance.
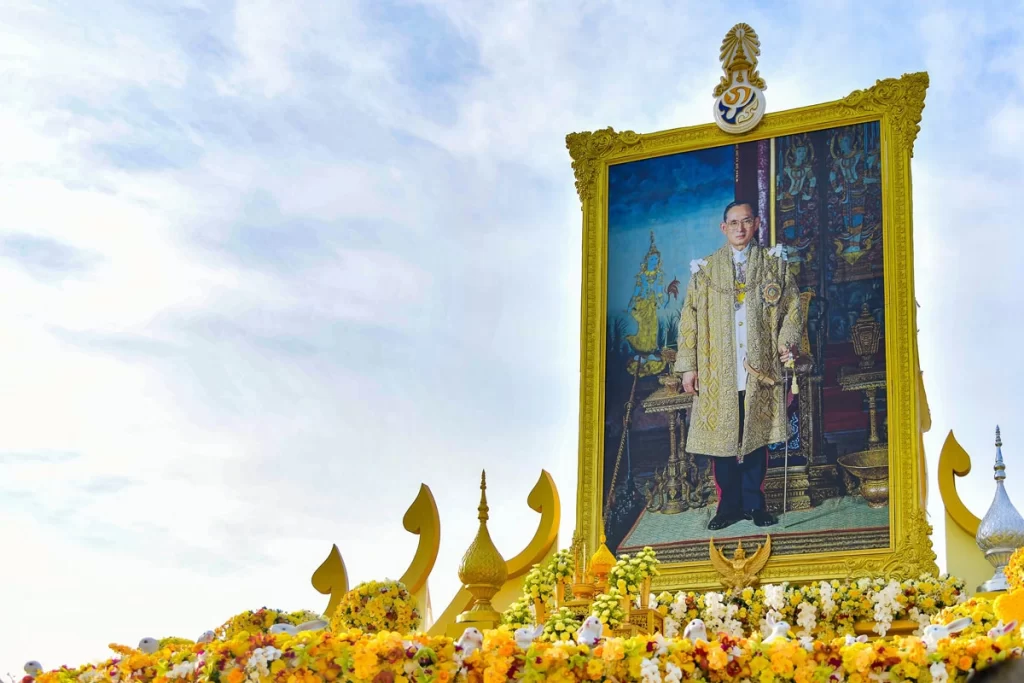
[226,668,245,683]
[707,647,728,670]
[957,656,973,671]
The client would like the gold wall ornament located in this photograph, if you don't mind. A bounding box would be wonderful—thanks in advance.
[709,537,772,590]
[310,544,348,619]
[398,484,440,628]
[712,23,767,134]
[456,470,508,624]
[570,72,937,590]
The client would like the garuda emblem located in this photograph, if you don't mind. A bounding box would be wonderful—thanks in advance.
[709,536,772,589]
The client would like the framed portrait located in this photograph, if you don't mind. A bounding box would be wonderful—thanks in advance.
[568,72,937,590]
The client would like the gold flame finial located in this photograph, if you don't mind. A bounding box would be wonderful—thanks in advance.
[456,470,508,624]
[589,532,617,593]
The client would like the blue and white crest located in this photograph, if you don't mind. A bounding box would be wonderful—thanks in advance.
[712,24,767,135]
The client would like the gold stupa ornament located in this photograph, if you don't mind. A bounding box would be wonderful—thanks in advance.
[456,471,508,624]
[589,533,616,593]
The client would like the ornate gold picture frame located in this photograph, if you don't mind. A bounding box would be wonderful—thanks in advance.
[568,72,937,590]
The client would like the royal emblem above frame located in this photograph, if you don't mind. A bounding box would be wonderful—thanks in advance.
[567,31,936,590]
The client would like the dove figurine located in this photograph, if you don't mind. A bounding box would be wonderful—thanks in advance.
[24,662,43,678]
[514,624,545,651]
[989,621,1019,639]
[922,617,973,653]
[269,620,329,636]
[844,634,868,646]
[576,616,604,647]
[762,618,791,645]
[138,638,160,654]
[683,619,708,644]
[197,630,216,644]
[456,628,484,659]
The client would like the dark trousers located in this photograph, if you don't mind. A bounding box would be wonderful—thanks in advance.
[713,391,768,515]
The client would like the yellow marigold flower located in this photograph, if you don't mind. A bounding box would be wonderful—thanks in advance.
[957,655,973,671]
[226,669,245,683]
[995,589,1024,625]
[707,647,728,670]
[586,659,604,678]
[601,640,625,662]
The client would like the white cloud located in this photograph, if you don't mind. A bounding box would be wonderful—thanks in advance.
[1,0,1023,675]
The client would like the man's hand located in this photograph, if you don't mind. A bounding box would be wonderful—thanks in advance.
[682,370,699,394]
[779,345,796,365]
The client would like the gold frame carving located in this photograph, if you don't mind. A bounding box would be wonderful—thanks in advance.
[567,72,937,590]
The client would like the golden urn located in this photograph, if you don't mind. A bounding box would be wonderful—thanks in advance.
[838,449,890,508]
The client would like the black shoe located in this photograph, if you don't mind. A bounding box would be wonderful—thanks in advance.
[708,513,741,530]
[747,509,778,527]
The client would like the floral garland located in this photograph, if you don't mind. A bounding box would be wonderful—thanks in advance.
[32,623,1024,683]
[591,589,628,629]
[213,608,322,640]
[659,574,966,640]
[329,579,420,634]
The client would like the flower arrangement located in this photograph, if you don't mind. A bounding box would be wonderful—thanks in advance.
[546,548,575,585]
[213,608,322,640]
[523,564,556,604]
[658,574,966,640]
[591,588,628,629]
[541,606,581,642]
[1006,546,1024,592]
[329,579,420,634]
[609,555,641,596]
[32,620,1024,683]
[500,596,534,629]
[933,597,999,637]
[633,546,660,581]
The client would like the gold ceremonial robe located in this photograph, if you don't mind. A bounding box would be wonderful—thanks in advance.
[674,244,802,458]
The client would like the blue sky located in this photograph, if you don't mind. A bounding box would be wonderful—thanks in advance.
[1,0,1024,673]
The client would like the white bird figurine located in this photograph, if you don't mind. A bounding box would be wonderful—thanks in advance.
[456,628,484,659]
[683,618,708,644]
[197,630,216,644]
[762,616,791,645]
[138,638,160,654]
[514,624,545,651]
[576,616,604,647]
[922,617,973,653]
[268,620,329,636]
[844,634,868,646]
[989,621,1019,639]
[24,662,43,678]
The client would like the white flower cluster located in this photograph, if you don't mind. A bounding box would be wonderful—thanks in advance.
[166,662,196,680]
[818,581,837,621]
[908,607,931,636]
[796,601,818,636]
[761,583,787,636]
[703,592,743,637]
[640,657,661,683]
[245,646,282,683]
[930,661,950,683]
[870,579,902,637]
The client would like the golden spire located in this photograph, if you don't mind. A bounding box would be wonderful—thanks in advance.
[589,532,616,592]
[456,471,508,623]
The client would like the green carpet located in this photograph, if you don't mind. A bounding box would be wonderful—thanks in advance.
[620,496,889,552]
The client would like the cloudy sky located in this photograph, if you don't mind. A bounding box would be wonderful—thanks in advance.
[2,0,1023,673]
